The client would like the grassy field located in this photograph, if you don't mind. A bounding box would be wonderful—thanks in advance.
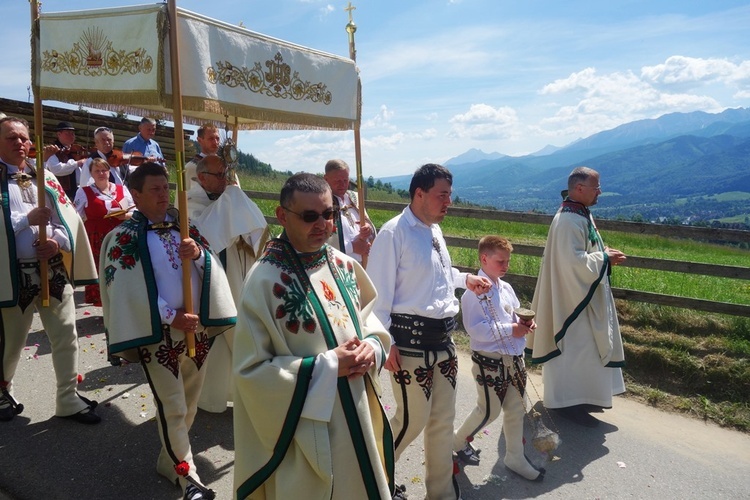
[225,170,750,432]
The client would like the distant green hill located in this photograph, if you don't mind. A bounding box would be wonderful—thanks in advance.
[382,108,750,227]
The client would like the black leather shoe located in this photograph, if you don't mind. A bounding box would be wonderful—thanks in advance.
[58,407,101,425]
[184,484,215,500]
[455,443,481,466]
[0,405,15,422]
[0,393,24,422]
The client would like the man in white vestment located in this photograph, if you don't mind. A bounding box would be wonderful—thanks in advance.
[368,163,491,500]
[323,159,374,263]
[527,166,627,428]
[233,173,396,499]
[0,117,100,424]
[100,162,236,500]
[185,123,222,192]
[187,154,268,413]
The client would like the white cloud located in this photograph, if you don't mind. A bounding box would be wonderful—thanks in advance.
[447,104,519,140]
[536,65,723,140]
[641,56,750,86]
[363,104,395,129]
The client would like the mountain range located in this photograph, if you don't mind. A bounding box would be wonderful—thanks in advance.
[381,107,750,224]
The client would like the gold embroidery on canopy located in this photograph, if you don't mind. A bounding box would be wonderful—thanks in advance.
[41,27,154,77]
[207,52,332,105]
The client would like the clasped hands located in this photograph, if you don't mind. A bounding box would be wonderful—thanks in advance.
[335,337,375,379]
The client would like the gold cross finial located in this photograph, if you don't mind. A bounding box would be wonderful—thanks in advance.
[345,2,356,23]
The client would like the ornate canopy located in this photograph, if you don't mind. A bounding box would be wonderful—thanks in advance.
[35,4,358,131]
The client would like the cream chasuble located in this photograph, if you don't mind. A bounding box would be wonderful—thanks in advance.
[233,239,394,500]
[527,200,625,408]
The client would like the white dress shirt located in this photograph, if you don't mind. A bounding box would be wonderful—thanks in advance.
[368,205,468,329]
[144,214,205,325]
[3,161,70,259]
[461,269,525,355]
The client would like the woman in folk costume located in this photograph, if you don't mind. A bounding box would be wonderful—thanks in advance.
[100,163,236,500]
[233,173,395,500]
[73,157,134,306]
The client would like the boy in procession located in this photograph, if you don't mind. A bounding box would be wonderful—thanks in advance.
[452,236,544,481]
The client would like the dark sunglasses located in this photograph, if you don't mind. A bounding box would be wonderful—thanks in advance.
[282,206,338,223]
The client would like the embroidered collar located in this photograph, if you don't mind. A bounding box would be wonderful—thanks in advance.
[560,198,590,219]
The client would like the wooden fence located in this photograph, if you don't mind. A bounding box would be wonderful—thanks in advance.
[0,97,194,160]
[244,190,750,318]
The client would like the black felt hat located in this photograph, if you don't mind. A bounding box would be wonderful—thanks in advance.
[55,121,75,131]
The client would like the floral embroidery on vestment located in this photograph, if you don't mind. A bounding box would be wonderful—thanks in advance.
[321,278,350,328]
[45,177,70,206]
[106,229,140,271]
[272,271,316,334]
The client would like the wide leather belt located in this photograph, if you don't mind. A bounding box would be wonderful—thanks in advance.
[389,313,455,350]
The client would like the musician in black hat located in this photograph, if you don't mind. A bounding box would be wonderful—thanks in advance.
[43,121,86,201]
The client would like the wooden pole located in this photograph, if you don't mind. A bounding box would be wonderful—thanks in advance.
[30,0,49,306]
[345,3,367,268]
[167,0,196,357]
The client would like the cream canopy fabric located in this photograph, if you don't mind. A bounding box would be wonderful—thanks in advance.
[36,3,358,131]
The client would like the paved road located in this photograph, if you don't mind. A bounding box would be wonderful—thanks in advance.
[1,291,749,499]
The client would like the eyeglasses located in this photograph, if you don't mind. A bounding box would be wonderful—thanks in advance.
[579,183,602,191]
[202,170,228,179]
[282,206,338,223]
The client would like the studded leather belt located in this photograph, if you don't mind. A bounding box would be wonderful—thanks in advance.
[389,313,455,350]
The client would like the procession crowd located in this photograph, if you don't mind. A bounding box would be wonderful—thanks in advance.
[0,114,627,500]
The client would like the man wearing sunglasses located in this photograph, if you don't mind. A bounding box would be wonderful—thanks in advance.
[527,166,627,428]
[233,173,396,499]
[187,154,269,413]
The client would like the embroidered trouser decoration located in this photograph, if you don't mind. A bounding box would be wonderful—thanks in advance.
[390,345,459,499]
[138,327,212,496]
[453,353,527,452]
[17,255,68,313]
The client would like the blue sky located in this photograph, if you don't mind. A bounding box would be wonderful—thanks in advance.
[4,0,750,178]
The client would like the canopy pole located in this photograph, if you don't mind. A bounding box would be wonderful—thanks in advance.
[345,2,367,268]
[30,0,49,306]
[167,0,196,357]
